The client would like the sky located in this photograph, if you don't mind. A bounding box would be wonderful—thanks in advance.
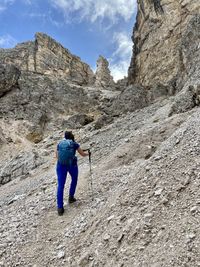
[0,0,138,81]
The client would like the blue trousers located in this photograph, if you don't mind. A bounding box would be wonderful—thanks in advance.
[56,162,78,208]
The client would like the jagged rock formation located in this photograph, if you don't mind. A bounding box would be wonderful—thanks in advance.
[95,56,116,89]
[0,32,95,85]
[128,0,200,92]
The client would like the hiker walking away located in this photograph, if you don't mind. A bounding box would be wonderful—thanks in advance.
[56,131,89,216]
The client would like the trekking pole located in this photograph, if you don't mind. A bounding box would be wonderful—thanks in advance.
[88,149,94,201]
[83,148,94,200]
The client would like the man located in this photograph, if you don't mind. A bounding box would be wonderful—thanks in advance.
[56,131,89,215]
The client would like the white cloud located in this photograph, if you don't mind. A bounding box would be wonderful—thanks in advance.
[110,60,129,82]
[51,0,137,23]
[22,0,32,4]
[0,6,6,12]
[3,0,15,4]
[0,0,15,12]
[0,0,31,12]
[28,12,47,20]
[112,32,133,59]
[0,34,17,48]
[109,32,133,81]
[1,0,15,5]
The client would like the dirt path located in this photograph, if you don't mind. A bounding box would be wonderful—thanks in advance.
[3,161,95,266]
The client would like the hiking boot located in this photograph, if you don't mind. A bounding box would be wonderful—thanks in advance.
[57,207,64,216]
[68,196,76,204]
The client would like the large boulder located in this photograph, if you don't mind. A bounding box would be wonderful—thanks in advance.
[107,85,148,116]
[169,85,200,116]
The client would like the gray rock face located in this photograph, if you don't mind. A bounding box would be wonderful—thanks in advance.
[168,15,200,115]
[0,64,20,97]
[179,14,200,88]
[128,0,200,91]
[0,41,35,71]
[0,72,98,140]
[0,33,95,86]
[95,56,116,89]
[107,82,172,117]
[107,85,148,116]
[0,150,44,185]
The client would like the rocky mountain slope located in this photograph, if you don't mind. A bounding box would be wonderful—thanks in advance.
[0,0,200,266]
[0,98,199,267]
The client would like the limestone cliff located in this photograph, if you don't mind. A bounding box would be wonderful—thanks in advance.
[0,32,95,86]
[128,0,200,92]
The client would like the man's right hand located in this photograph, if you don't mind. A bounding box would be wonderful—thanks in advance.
[78,147,90,157]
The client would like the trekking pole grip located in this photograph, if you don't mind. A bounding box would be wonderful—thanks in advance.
[82,148,91,160]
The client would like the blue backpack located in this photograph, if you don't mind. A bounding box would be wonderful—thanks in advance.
[57,139,75,166]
